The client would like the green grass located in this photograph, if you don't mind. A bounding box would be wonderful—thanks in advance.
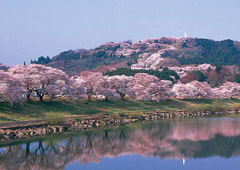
[0,99,240,123]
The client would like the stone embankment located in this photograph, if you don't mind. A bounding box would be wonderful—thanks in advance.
[0,109,239,141]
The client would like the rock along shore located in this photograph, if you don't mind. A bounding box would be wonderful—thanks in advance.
[0,109,239,141]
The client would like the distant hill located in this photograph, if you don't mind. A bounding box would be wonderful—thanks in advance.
[0,64,9,71]
[32,37,240,75]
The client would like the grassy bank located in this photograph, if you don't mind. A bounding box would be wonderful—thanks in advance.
[0,99,240,123]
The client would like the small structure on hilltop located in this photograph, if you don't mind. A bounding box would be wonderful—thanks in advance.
[184,32,187,39]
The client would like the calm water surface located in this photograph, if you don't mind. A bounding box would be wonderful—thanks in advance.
[1,116,240,170]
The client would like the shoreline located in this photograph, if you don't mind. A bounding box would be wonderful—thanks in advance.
[0,108,239,142]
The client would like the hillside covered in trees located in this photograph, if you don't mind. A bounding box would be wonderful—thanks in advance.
[104,67,180,82]
[31,37,240,75]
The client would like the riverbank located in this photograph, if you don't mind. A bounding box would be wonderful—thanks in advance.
[1,99,240,141]
[1,99,240,123]
[0,108,239,141]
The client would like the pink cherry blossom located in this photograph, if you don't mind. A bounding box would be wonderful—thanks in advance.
[0,70,24,104]
[171,81,212,99]
[212,82,240,99]
[132,73,172,102]
[108,75,135,100]
[8,64,69,101]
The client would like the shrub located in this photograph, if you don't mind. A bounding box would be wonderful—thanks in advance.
[192,70,207,82]
[215,64,222,74]
[45,114,65,125]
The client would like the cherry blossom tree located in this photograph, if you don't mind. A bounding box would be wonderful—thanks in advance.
[45,80,69,101]
[6,63,240,103]
[0,70,24,104]
[78,72,105,102]
[96,77,117,101]
[8,65,38,101]
[132,73,172,102]
[36,66,69,101]
[8,64,69,102]
[68,76,86,101]
[171,81,212,99]
[108,75,135,100]
[212,82,240,99]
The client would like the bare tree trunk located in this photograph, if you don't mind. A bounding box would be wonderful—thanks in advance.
[87,94,91,102]
[120,94,125,100]
[85,94,91,104]
[36,90,44,102]
[39,95,44,102]
[27,94,31,102]
[50,94,55,102]
[105,96,109,101]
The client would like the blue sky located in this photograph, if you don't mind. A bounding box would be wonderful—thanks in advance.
[0,0,239,65]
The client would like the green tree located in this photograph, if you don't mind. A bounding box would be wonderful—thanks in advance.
[215,65,222,74]
[192,70,207,82]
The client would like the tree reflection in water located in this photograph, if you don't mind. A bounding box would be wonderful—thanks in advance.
[1,117,240,170]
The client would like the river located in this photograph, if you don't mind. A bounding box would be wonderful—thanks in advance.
[0,115,240,170]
